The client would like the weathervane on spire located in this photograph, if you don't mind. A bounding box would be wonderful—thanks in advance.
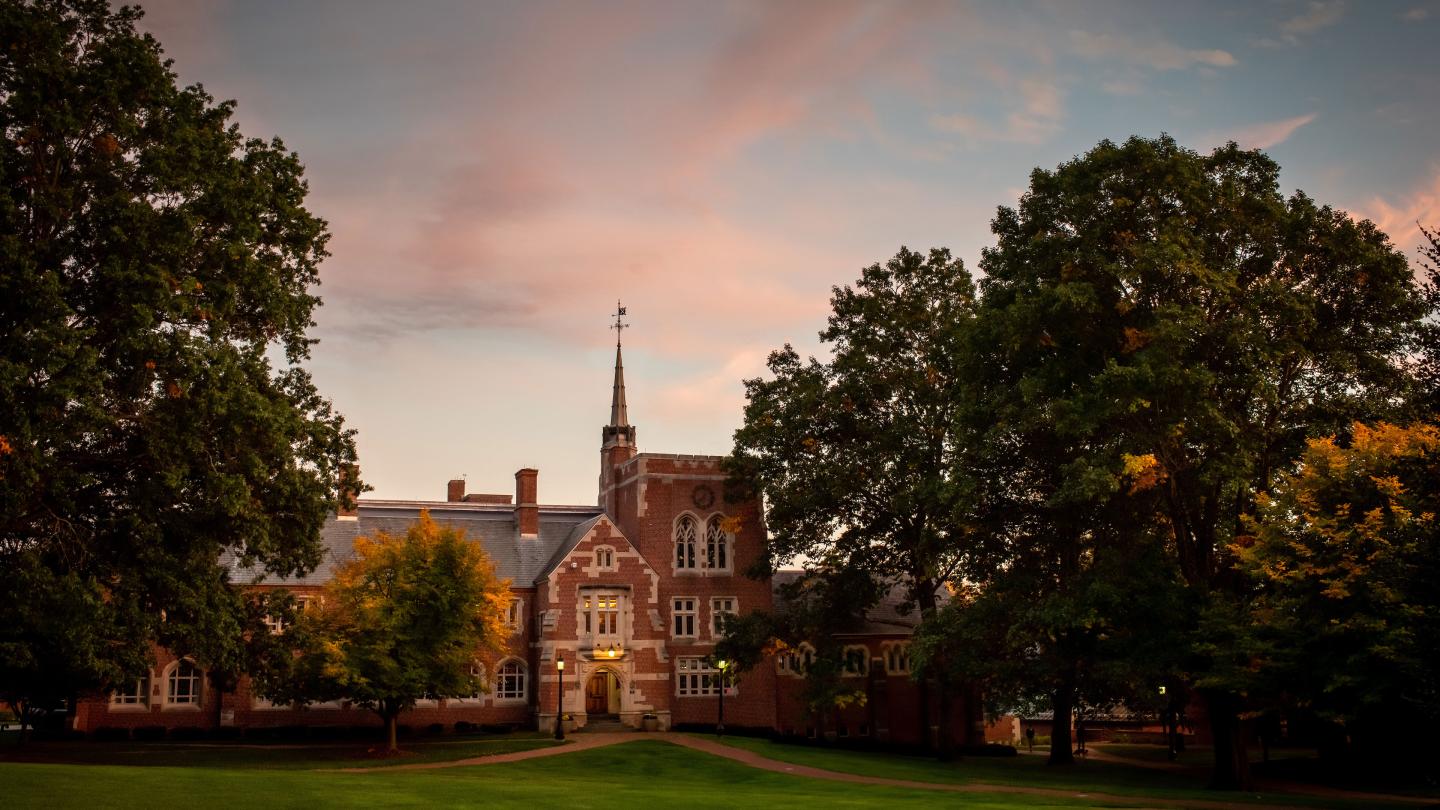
[611,300,629,347]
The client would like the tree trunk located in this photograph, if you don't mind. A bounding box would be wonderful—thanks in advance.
[935,682,953,760]
[1204,690,1249,790]
[17,700,30,746]
[386,712,398,753]
[1048,682,1075,766]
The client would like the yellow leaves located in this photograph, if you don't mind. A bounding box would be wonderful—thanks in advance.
[144,360,156,371]
[1120,452,1167,494]
[719,516,743,535]
[93,133,120,159]
[0,435,11,456]
[801,437,818,451]
[1121,327,1150,354]
[166,381,183,398]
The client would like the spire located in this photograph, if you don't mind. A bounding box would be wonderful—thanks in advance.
[609,301,630,427]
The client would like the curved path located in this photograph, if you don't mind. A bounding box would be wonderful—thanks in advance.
[330,731,1433,809]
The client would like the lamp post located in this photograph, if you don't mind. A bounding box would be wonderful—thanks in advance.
[555,657,565,741]
[715,659,728,737]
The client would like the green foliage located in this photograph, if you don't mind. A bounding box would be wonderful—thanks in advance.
[0,0,357,708]
[729,246,981,613]
[967,134,1429,784]
[263,512,510,751]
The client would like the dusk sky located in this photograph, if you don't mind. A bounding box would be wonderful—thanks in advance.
[137,0,1440,506]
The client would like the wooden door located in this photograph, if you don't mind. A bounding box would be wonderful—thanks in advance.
[585,673,609,714]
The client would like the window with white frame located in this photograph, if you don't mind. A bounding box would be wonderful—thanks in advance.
[583,591,622,638]
[885,642,911,675]
[779,643,815,676]
[165,660,202,706]
[705,516,730,570]
[495,660,527,701]
[263,612,286,634]
[674,515,698,570]
[842,645,870,677]
[454,662,487,704]
[710,597,736,637]
[505,598,524,632]
[676,657,733,697]
[672,597,697,638]
[595,546,615,570]
[110,675,149,708]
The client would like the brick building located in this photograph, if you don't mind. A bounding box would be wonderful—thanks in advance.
[74,323,969,744]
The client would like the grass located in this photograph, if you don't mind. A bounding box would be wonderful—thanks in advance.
[0,739,1117,809]
[0,732,559,770]
[697,735,1425,809]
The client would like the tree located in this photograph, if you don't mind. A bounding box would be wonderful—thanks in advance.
[728,246,984,753]
[1231,422,1440,769]
[973,135,1430,787]
[262,511,510,753]
[0,0,358,714]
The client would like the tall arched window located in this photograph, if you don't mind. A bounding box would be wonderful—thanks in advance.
[705,516,729,570]
[165,660,202,706]
[495,659,527,701]
[674,515,697,570]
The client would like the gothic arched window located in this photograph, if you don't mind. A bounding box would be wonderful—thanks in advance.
[705,516,729,570]
[674,515,698,570]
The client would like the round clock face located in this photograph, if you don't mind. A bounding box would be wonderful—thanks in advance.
[691,484,716,509]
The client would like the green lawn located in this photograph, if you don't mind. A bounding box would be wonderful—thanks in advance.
[0,732,559,770]
[698,735,1425,809]
[0,739,1117,809]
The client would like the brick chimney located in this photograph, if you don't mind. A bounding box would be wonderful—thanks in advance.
[514,468,539,537]
[338,463,360,521]
[447,478,465,502]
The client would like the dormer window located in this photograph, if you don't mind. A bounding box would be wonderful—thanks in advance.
[595,546,615,570]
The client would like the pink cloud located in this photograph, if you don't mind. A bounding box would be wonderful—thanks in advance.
[1203,113,1317,150]
[1362,169,1440,257]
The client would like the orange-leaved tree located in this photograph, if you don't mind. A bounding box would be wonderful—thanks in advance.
[273,510,510,752]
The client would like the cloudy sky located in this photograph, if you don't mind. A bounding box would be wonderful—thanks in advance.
[138,0,1440,505]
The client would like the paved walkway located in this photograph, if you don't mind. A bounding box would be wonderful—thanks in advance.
[330,731,1440,808]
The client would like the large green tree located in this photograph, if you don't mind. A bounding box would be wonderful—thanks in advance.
[0,0,357,716]
[973,135,1429,787]
[261,511,510,752]
[728,246,984,753]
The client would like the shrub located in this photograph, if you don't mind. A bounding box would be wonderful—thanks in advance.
[133,725,166,741]
[424,723,445,736]
[454,721,477,734]
[169,727,206,741]
[92,726,131,742]
[209,726,242,740]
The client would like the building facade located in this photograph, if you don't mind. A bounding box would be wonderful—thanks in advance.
[74,329,970,744]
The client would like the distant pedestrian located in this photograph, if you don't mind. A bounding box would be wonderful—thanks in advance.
[1025,725,1035,753]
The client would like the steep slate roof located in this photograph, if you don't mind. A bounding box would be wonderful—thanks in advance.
[772,570,951,636]
[229,500,603,588]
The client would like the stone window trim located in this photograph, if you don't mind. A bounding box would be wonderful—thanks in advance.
[594,545,616,570]
[675,657,735,698]
[109,673,150,710]
[494,658,528,704]
[884,641,912,675]
[777,642,816,678]
[581,589,626,641]
[671,596,699,639]
[709,596,737,637]
[504,597,524,634]
[450,662,488,705]
[674,513,699,571]
[841,644,870,678]
[704,515,731,573]
[161,659,203,710]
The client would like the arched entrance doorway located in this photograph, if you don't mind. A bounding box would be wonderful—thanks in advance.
[585,670,620,716]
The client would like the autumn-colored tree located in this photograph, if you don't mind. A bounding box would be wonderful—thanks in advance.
[1231,422,1440,767]
[262,512,510,752]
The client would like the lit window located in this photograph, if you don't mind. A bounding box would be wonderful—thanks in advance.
[710,597,736,636]
[842,645,870,677]
[495,660,527,701]
[165,660,202,706]
[705,516,729,570]
[595,546,615,569]
[674,515,698,570]
[676,657,733,697]
[263,613,286,634]
[672,597,697,638]
[110,675,149,707]
[885,643,911,675]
